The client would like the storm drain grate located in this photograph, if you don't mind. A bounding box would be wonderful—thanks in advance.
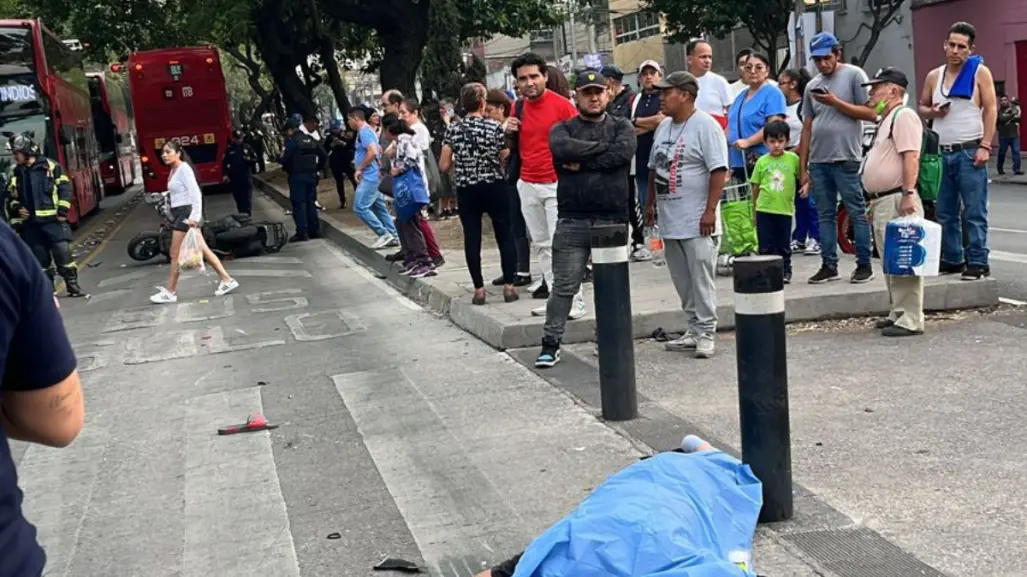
[783,527,949,577]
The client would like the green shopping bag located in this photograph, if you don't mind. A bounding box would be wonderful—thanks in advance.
[720,200,758,256]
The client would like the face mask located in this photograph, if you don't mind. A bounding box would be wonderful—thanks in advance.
[873,98,889,115]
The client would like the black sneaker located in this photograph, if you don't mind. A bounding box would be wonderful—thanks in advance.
[386,251,405,263]
[961,265,990,281]
[875,317,896,329]
[533,281,549,299]
[808,265,840,284]
[582,266,594,284]
[491,275,506,286]
[513,274,533,287]
[289,234,309,243]
[534,345,561,368]
[881,325,923,337]
[939,262,965,275]
[432,256,446,268]
[783,272,792,285]
[850,265,874,284]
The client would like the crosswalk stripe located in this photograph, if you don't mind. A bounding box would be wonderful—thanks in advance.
[991,250,1027,264]
[182,387,300,577]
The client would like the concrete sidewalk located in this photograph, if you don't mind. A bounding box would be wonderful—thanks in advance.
[255,171,998,350]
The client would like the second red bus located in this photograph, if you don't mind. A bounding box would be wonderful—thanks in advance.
[87,71,136,194]
[120,46,232,193]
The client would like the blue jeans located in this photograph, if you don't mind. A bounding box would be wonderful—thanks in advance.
[635,172,649,213]
[810,162,872,268]
[288,174,320,238]
[998,136,1021,173]
[354,178,397,237]
[792,187,820,243]
[937,150,989,267]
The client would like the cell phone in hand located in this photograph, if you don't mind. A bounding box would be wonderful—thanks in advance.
[811,87,829,95]
[938,101,952,110]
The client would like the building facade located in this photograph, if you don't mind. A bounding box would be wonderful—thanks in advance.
[912,0,1027,143]
[608,0,665,86]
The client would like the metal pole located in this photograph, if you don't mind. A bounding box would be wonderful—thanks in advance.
[568,2,578,64]
[733,255,793,523]
[590,223,637,421]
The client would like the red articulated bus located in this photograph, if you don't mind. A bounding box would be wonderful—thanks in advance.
[118,46,232,193]
[0,19,103,225]
[87,71,135,195]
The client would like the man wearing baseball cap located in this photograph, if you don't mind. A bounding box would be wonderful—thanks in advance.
[799,31,877,285]
[626,59,665,261]
[861,67,927,337]
[535,69,636,368]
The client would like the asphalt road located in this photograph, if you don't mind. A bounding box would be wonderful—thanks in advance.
[12,191,828,577]
[986,182,1027,302]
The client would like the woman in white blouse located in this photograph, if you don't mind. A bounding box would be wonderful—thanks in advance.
[150,141,239,304]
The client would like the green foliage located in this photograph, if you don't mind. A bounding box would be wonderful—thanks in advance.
[645,0,791,69]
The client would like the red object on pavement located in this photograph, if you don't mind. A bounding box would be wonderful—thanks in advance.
[217,414,278,435]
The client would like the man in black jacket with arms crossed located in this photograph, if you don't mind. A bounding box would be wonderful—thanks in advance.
[534,69,637,368]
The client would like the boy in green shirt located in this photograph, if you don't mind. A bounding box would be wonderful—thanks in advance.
[750,120,807,283]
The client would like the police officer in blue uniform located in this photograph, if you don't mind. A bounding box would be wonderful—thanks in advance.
[279,113,327,242]
[4,134,85,297]
[223,129,256,215]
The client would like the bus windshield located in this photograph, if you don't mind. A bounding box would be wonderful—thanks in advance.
[0,26,33,74]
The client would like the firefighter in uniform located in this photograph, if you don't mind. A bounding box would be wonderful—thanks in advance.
[279,113,327,242]
[223,129,256,215]
[4,134,85,297]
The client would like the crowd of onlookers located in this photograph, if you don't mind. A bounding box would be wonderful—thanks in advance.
[295,19,1005,362]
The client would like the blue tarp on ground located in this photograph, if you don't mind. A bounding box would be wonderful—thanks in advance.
[512,451,763,577]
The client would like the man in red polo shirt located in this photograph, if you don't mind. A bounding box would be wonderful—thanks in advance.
[506,53,584,318]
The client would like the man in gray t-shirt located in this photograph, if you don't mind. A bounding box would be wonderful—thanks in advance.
[798,32,877,286]
[644,71,729,359]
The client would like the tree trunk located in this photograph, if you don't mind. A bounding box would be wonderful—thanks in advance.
[253,5,317,118]
[378,7,429,96]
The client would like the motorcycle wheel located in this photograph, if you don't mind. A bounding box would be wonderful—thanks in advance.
[128,233,161,261]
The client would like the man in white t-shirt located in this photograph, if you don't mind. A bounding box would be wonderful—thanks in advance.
[686,39,732,129]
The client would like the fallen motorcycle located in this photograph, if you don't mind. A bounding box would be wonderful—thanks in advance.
[127,192,288,262]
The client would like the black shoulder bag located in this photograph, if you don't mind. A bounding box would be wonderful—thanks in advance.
[505,100,525,185]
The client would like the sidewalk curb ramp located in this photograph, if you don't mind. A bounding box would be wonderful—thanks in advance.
[255,176,999,350]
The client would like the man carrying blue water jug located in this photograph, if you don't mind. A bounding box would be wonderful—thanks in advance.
[861,68,926,337]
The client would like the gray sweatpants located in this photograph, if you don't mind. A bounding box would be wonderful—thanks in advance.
[664,236,719,339]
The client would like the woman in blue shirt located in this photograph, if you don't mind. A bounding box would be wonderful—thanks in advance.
[727,52,787,180]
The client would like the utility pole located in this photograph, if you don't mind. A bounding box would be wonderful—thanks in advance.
[568,1,578,64]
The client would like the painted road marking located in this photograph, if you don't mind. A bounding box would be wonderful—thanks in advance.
[19,423,111,576]
[991,227,1027,235]
[227,268,313,278]
[104,306,171,333]
[241,255,304,265]
[182,387,300,577]
[284,310,366,341]
[991,250,1027,265]
[999,297,1027,306]
[96,270,152,288]
[175,296,236,323]
[331,370,521,567]
[75,340,117,372]
[204,326,286,354]
[245,289,309,313]
[321,242,422,311]
[124,330,199,365]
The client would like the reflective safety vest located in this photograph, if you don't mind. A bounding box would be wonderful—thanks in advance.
[6,157,72,225]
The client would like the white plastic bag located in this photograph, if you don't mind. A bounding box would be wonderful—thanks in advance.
[178,227,206,273]
[883,216,941,277]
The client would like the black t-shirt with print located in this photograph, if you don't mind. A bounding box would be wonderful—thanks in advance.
[442,116,506,189]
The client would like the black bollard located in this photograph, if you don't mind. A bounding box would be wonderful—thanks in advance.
[590,223,637,421]
[733,255,793,523]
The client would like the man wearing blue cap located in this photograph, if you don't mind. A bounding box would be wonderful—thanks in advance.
[798,32,877,285]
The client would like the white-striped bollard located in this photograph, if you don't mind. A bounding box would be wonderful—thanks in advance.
[590,223,637,421]
[733,255,793,522]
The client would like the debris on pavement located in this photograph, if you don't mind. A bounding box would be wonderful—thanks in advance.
[217,414,278,435]
[326,532,341,540]
[373,556,422,573]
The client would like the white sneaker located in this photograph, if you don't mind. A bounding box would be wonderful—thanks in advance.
[665,334,698,352]
[531,304,548,317]
[631,247,653,262]
[695,337,716,359]
[805,239,821,256]
[371,234,394,249]
[215,278,239,296]
[569,296,587,320]
[150,287,177,304]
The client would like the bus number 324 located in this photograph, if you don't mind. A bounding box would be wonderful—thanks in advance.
[170,135,200,146]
